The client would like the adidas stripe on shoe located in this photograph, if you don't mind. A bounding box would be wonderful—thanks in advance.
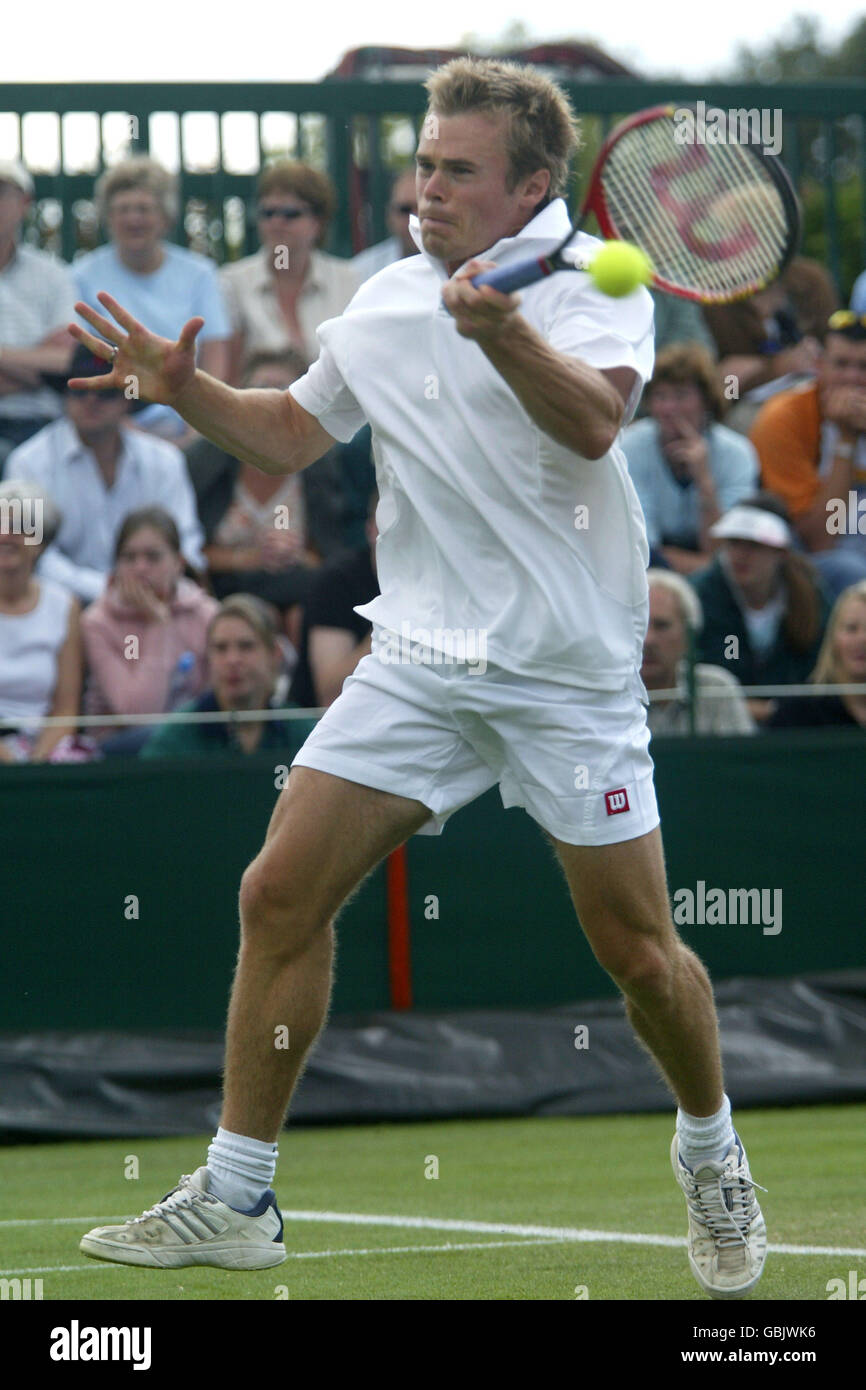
[79,1166,286,1270]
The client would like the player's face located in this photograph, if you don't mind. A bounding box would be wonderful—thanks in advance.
[834,595,866,681]
[115,526,182,600]
[641,586,687,688]
[415,111,549,273]
[208,616,279,709]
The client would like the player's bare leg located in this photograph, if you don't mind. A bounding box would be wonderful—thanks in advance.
[221,766,431,1140]
[552,825,766,1298]
[551,826,722,1114]
[80,767,430,1269]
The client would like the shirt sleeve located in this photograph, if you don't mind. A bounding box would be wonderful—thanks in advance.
[150,449,208,571]
[35,547,106,604]
[546,281,655,424]
[288,321,367,443]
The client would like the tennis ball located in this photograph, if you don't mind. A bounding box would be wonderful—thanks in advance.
[588,241,653,297]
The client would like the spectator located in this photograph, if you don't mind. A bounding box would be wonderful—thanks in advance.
[351,168,419,283]
[690,494,831,724]
[186,350,346,643]
[6,345,206,604]
[702,256,837,435]
[72,157,230,443]
[768,580,866,729]
[0,479,87,763]
[623,345,759,574]
[0,159,76,462]
[140,594,317,757]
[749,310,866,597]
[641,569,754,735]
[220,161,359,381]
[289,491,379,708]
[81,507,220,754]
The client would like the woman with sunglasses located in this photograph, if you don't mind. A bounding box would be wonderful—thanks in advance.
[220,162,359,384]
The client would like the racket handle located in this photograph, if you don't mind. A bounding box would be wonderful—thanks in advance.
[471,257,554,294]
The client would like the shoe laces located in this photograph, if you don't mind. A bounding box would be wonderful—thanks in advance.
[687,1162,767,1248]
[132,1174,217,1225]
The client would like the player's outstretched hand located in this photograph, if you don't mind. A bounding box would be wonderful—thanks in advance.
[442,259,520,342]
[68,292,204,405]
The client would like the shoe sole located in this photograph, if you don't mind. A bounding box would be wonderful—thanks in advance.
[79,1235,287,1270]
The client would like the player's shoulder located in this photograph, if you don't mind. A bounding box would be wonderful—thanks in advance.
[345,251,429,308]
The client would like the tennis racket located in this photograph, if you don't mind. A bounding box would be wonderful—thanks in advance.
[472,103,801,303]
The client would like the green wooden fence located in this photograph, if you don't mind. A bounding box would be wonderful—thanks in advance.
[2,80,866,292]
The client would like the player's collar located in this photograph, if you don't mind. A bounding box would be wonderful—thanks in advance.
[409,198,572,276]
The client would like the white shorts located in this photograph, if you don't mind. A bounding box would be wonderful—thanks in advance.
[291,634,660,847]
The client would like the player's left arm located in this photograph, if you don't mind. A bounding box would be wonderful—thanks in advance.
[442,261,636,460]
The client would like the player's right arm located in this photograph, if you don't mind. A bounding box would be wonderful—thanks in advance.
[68,292,333,476]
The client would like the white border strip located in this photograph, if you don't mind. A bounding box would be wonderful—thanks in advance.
[3,1209,864,1259]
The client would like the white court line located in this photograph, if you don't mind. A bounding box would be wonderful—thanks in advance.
[1,1238,566,1276]
[3,1209,865,1258]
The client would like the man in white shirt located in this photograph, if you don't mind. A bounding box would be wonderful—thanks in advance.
[6,345,206,601]
[71,58,766,1301]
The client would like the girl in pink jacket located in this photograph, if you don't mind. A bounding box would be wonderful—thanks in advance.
[82,507,219,752]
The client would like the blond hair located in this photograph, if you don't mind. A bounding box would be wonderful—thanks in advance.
[424,57,580,204]
[810,580,866,683]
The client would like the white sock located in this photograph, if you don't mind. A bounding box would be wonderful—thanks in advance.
[676,1095,736,1170]
[206,1127,278,1211]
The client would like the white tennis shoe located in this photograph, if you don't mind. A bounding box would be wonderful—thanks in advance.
[672,1133,767,1299]
[79,1166,286,1269]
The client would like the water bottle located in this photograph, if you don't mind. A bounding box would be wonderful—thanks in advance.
[167,650,196,710]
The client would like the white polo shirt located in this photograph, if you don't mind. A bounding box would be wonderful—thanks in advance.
[290,199,655,690]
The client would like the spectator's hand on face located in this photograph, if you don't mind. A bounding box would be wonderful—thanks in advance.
[822,385,866,438]
[662,418,710,483]
[258,528,305,571]
[110,570,170,622]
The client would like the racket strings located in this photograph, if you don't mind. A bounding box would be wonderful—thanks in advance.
[600,116,791,301]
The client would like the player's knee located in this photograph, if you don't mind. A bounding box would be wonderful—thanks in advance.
[238,863,323,954]
[598,933,676,1002]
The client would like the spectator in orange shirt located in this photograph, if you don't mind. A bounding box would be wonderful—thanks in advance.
[749,311,866,597]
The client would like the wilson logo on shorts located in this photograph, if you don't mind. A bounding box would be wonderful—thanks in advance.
[605,788,630,816]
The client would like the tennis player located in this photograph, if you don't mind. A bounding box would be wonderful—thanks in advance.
[75,58,766,1299]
